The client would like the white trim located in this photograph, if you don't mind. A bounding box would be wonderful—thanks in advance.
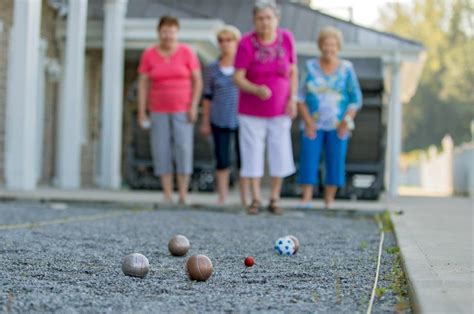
[56,18,224,49]
[35,39,48,184]
[387,53,402,198]
[82,54,90,144]
[295,42,423,61]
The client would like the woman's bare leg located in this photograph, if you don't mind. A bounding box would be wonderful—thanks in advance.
[216,169,230,205]
[239,176,249,207]
[160,174,173,202]
[324,185,337,208]
[177,174,190,204]
[301,185,314,203]
[270,177,283,202]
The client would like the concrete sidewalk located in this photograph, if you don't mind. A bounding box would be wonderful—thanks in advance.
[390,196,473,313]
[0,187,472,312]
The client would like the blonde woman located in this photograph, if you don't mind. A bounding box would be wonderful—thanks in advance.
[200,25,249,206]
[298,27,363,208]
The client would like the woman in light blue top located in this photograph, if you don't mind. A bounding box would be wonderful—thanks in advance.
[297,26,362,209]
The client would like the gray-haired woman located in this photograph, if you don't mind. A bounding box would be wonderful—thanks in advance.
[234,0,298,214]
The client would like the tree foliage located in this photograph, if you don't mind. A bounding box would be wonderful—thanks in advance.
[378,0,474,151]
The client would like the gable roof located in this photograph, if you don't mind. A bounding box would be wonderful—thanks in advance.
[88,0,423,52]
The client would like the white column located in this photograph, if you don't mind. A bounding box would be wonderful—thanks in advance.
[4,0,42,190]
[387,54,402,198]
[99,0,128,189]
[56,0,89,189]
[35,40,48,184]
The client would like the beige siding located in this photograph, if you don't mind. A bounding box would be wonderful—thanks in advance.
[39,0,61,185]
[81,50,102,186]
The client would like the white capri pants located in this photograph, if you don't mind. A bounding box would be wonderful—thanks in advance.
[238,114,295,178]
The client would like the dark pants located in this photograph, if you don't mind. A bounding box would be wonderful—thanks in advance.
[211,124,241,170]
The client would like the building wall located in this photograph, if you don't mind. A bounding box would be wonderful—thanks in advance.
[39,0,61,185]
[81,50,102,186]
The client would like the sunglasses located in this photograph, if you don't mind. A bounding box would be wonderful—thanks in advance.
[218,37,234,43]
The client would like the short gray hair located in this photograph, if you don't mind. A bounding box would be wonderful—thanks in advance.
[253,0,281,17]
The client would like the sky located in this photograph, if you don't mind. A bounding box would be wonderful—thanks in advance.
[310,0,414,29]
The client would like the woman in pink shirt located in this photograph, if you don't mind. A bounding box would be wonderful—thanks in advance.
[234,0,298,214]
[137,16,203,205]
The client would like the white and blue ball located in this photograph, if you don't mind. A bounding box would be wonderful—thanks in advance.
[274,236,296,256]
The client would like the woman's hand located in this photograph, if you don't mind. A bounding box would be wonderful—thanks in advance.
[200,121,211,137]
[286,99,297,119]
[187,106,198,123]
[255,85,272,100]
[337,119,350,139]
[305,121,317,139]
[137,112,149,129]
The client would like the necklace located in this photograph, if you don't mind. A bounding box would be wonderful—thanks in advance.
[251,31,285,63]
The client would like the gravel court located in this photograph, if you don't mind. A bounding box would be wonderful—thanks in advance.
[0,202,409,313]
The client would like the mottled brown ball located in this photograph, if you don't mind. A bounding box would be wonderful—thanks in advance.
[288,235,300,254]
[186,255,213,281]
[168,235,190,256]
[121,253,149,278]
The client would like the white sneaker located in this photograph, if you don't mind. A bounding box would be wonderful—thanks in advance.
[297,202,312,210]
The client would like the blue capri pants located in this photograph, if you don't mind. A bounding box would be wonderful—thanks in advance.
[297,130,348,187]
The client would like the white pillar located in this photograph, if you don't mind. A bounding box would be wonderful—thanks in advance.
[388,54,402,198]
[35,40,48,184]
[99,0,127,189]
[56,0,89,189]
[4,0,42,190]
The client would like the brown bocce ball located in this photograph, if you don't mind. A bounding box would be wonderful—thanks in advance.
[168,235,190,256]
[186,254,213,281]
[288,235,300,254]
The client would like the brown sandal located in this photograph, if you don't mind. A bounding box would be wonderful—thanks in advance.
[247,200,261,215]
[268,199,283,215]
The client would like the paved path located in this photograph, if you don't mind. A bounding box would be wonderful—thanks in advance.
[1,187,472,312]
[390,196,473,313]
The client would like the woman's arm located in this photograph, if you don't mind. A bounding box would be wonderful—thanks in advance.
[188,69,203,123]
[345,63,363,119]
[200,98,212,136]
[338,63,363,137]
[298,101,317,139]
[234,69,271,100]
[286,64,299,118]
[137,73,149,126]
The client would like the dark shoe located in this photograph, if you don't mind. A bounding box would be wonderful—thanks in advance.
[268,199,283,215]
[247,200,261,215]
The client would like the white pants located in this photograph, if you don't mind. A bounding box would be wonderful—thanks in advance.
[238,115,295,178]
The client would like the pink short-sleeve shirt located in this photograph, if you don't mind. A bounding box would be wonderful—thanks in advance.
[138,43,200,113]
[234,28,297,117]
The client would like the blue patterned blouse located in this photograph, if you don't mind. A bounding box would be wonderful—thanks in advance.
[298,59,363,131]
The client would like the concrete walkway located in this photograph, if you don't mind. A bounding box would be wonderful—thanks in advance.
[0,187,472,312]
[390,196,473,313]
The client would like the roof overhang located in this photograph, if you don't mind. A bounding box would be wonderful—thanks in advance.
[57,18,426,103]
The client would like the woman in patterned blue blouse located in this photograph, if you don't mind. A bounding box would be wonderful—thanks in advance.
[297,26,363,209]
[200,25,249,206]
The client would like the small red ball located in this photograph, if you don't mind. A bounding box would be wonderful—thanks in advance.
[244,256,254,267]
